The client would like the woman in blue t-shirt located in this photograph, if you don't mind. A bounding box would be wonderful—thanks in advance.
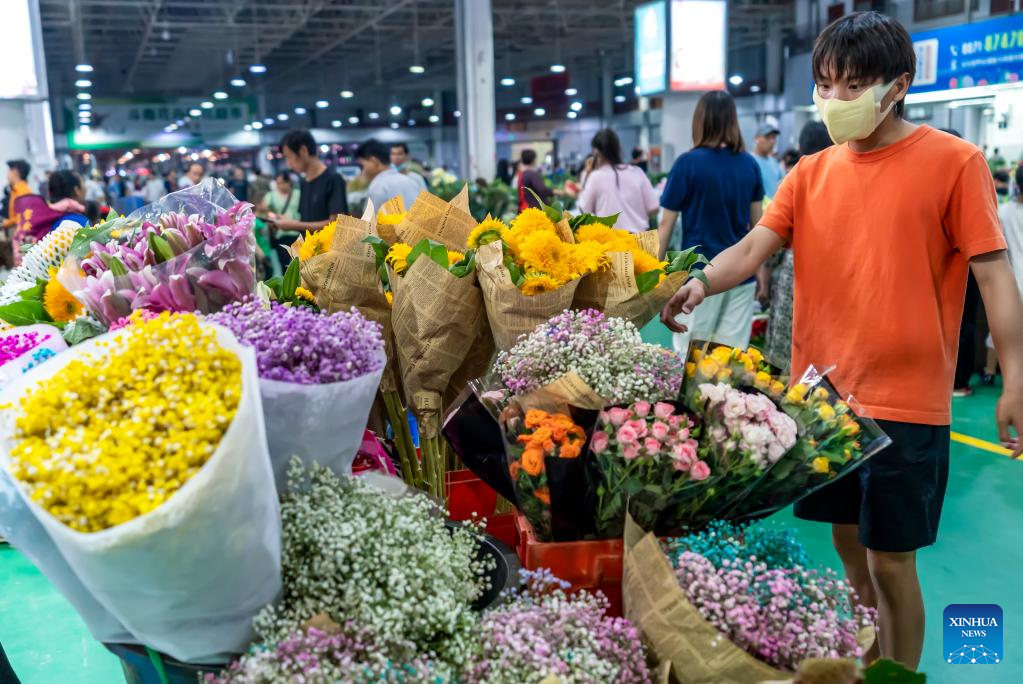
[656,90,765,355]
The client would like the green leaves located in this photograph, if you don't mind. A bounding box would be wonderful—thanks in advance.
[0,300,48,326]
[363,235,390,270]
[406,239,451,273]
[665,246,710,275]
[635,270,663,294]
[281,257,301,299]
[147,232,176,264]
[863,659,926,683]
[449,250,477,279]
[568,212,619,230]
[70,218,128,258]
[261,258,317,309]
[62,315,105,345]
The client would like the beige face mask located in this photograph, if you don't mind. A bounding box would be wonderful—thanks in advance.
[813,80,896,144]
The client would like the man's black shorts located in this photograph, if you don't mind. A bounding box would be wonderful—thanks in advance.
[793,419,950,553]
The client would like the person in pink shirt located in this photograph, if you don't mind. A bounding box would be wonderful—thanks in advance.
[577,129,660,233]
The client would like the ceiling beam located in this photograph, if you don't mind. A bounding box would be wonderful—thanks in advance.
[122,0,165,93]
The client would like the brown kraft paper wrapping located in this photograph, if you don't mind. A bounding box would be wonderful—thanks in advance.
[396,185,476,251]
[443,327,496,409]
[622,514,792,684]
[391,254,486,438]
[476,241,581,352]
[573,230,689,330]
[376,196,406,245]
[299,209,399,392]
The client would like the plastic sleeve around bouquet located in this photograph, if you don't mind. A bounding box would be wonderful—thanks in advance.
[126,177,239,225]
[722,366,892,524]
[0,323,281,663]
[260,351,385,494]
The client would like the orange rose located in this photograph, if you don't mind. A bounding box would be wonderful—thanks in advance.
[560,443,581,459]
[534,487,551,505]
[522,447,544,476]
[509,461,522,478]
[524,409,548,429]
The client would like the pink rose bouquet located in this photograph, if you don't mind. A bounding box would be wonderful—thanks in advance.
[590,400,706,537]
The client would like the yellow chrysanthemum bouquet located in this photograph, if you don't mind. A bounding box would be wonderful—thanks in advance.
[362,186,488,497]
[472,205,611,351]
[570,218,709,330]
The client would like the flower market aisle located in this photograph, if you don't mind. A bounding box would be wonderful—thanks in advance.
[0,378,1018,684]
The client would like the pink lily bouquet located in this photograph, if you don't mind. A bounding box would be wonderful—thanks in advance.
[62,201,256,327]
[590,400,706,537]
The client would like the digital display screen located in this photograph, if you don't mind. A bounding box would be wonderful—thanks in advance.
[635,1,667,96]
[670,0,727,92]
[0,0,40,99]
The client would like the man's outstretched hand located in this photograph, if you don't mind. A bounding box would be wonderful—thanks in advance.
[996,387,1023,458]
[660,279,707,333]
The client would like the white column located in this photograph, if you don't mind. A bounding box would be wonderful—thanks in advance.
[659,92,701,167]
[455,0,496,181]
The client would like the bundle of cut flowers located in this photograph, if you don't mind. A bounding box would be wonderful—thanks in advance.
[590,400,707,537]
[669,522,876,671]
[503,408,586,541]
[206,621,441,684]
[65,201,256,326]
[254,460,492,674]
[0,219,80,308]
[209,295,385,487]
[493,309,684,405]
[8,312,242,532]
[470,568,651,683]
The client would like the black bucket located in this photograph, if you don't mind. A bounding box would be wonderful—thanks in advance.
[105,532,519,682]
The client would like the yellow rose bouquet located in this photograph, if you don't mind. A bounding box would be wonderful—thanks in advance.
[0,312,280,662]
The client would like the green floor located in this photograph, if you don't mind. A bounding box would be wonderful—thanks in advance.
[1,327,1021,682]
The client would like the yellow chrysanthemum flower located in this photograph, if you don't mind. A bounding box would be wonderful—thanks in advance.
[518,231,567,276]
[377,210,406,226]
[43,266,82,323]
[467,216,508,249]
[298,218,338,261]
[506,208,557,256]
[520,274,562,296]
[386,242,413,276]
[294,286,316,303]
[812,456,831,474]
[447,250,465,267]
[567,240,610,277]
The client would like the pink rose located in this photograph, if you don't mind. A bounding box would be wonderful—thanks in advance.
[633,401,651,418]
[651,421,670,440]
[673,455,693,472]
[690,460,711,481]
[626,419,648,438]
[608,407,632,426]
[674,441,698,462]
[623,444,640,460]
[676,427,690,441]
[617,424,638,444]
[598,411,610,425]
[668,414,684,429]
[654,402,675,420]
[591,430,609,454]
[644,437,661,455]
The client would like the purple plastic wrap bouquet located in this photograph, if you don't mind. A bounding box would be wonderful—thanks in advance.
[208,296,386,489]
[470,569,651,683]
[67,201,256,326]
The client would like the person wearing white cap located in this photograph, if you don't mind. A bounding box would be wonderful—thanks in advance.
[753,122,783,198]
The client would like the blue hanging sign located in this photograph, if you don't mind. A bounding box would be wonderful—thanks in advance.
[911,14,1023,94]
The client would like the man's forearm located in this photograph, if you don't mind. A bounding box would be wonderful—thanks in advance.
[974,252,1023,387]
[702,226,785,296]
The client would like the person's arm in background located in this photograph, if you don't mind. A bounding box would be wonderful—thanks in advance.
[657,157,686,258]
[658,210,679,258]
[576,169,596,214]
[751,200,771,301]
[525,169,553,204]
[973,252,1023,455]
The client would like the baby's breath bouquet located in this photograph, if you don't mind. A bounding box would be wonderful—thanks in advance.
[255,461,492,673]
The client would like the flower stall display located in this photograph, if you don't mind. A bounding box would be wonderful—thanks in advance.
[470,569,651,683]
[473,206,611,351]
[591,401,706,537]
[493,308,685,406]
[0,312,280,662]
[208,296,385,492]
[255,461,492,676]
[623,516,875,683]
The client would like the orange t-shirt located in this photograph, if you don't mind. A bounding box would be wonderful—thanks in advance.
[761,125,1005,425]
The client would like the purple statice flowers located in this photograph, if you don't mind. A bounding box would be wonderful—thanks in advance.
[470,569,651,683]
[209,297,384,385]
[493,309,684,405]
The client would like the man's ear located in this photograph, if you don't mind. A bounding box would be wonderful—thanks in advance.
[891,72,912,105]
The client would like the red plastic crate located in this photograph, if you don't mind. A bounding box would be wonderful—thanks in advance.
[445,469,499,521]
[513,514,624,617]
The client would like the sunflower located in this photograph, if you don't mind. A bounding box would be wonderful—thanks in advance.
[447,250,466,267]
[575,222,632,247]
[385,291,393,306]
[294,286,316,303]
[467,215,508,249]
[298,218,338,261]
[386,242,413,276]
[43,266,82,323]
[633,250,668,275]
[567,240,610,277]
[506,208,557,257]
[517,231,568,276]
[377,210,406,226]
[520,274,562,296]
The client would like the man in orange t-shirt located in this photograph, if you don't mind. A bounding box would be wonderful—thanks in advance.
[4,159,32,230]
[662,12,1023,671]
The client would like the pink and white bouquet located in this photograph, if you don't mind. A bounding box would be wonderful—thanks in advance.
[590,400,707,536]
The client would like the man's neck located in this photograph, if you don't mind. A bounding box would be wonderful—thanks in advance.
[305,159,326,181]
[848,114,917,154]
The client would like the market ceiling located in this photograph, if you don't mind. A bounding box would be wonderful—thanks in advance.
[40,0,793,130]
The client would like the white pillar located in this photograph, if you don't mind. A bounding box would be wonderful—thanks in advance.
[455,0,496,181]
[659,92,702,167]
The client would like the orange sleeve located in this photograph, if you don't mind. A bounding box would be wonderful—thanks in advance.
[759,164,797,244]
[946,151,1007,260]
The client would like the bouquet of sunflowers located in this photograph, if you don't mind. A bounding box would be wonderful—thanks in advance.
[471,205,609,351]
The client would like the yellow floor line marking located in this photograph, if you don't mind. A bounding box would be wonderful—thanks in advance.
[951,431,1014,457]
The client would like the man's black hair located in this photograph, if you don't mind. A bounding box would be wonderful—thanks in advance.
[48,170,82,202]
[631,147,643,160]
[356,139,390,164]
[812,11,915,117]
[6,159,30,181]
[278,129,318,156]
[390,142,409,154]
[798,121,833,156]
[275,170,293,184]
[521,149,537,165]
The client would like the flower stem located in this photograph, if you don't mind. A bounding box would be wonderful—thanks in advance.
[383,391,421,488]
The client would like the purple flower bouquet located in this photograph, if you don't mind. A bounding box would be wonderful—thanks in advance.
[209,297,386,491]
[62,198,256,327]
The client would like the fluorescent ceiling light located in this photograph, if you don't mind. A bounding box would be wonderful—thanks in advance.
[201,101,214,109]
[230,78,246,87]
[390,105,402,115]
[189,108,201,116]
[249,64,267,74]
[728,74,743,86]
[340,90,354,98]
[550,64,565,73]
[534,107,546,116]
[409,65,425,74]
[520,96,532,104]
[332,119,342,127]
[252,121,263,129]
[75,79,91,88]
[565,88,578,96]
[422,97,434,107]
[316,100,329,108]
[77,93,91,100]
[348,116,359,124]
[500,77,515,86]
[75,64,93,73]
[294,106,307,114]
[505,112,516,121]
[277,113,289,121]
[213,91,228,99]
